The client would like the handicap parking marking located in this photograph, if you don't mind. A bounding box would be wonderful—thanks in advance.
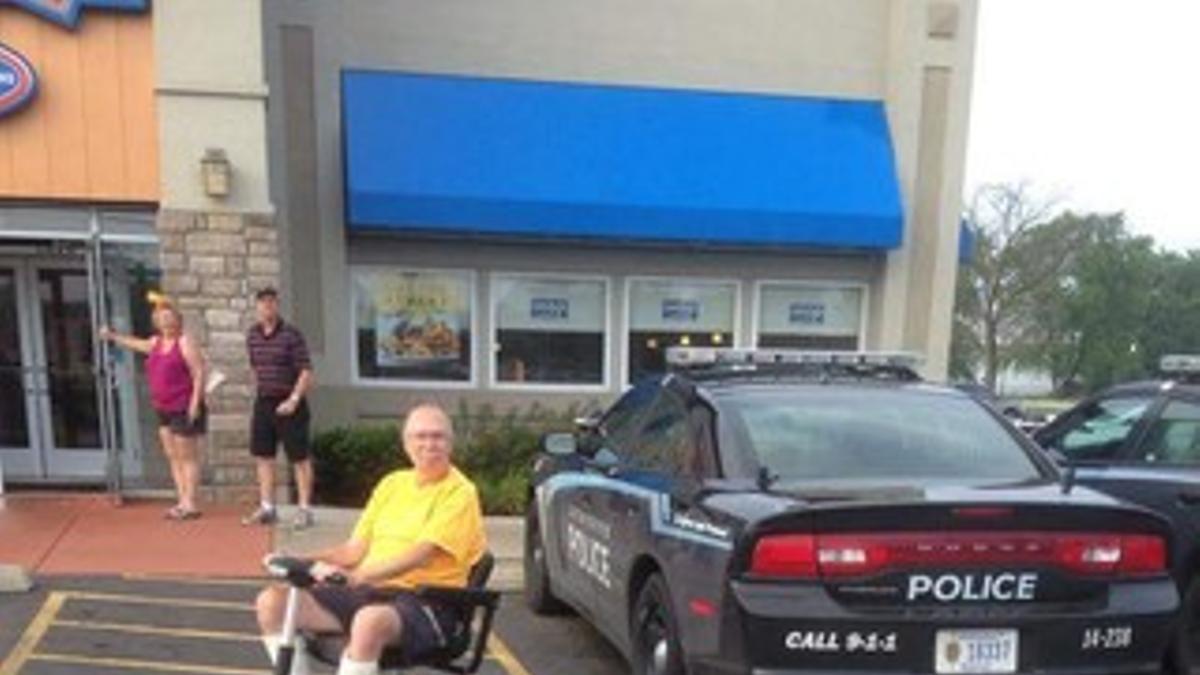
[49,619,260,643]
[2,588,266,675]
[0,593,64,675]
[56,590,255,612]
[25,653,269,674]
[2,583,532,675]
[487,635,534,675]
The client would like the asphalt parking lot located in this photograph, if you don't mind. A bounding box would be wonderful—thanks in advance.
[0,577,623,675]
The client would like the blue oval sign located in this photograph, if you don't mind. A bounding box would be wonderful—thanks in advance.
[0,43,38,118]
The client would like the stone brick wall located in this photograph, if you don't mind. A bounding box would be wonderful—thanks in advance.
[156,209,280,504]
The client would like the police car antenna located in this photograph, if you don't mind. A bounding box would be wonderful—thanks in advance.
[1060,462,1077,495]
[757,465,779,491]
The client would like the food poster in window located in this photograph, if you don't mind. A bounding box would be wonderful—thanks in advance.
[359,271,470,369]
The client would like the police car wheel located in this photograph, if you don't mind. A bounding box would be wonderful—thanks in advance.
[524,506,568,615]
[631,573,686,675]
[1170,577,1200,675]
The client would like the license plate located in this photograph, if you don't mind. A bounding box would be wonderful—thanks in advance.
[935,629,1018,674]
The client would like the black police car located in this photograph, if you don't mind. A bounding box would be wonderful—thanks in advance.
[1035,355,1200,673]
[524,348,1178,675]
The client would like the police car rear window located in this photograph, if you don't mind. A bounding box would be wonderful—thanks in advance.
[725,389,1041,484]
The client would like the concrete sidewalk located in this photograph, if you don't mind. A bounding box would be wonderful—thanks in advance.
[0,494,525,592]
[272,506,526,591]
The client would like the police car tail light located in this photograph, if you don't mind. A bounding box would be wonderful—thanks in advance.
[750,534,818,578]
[751,532,1164,580]
[1058,534,1166,577]
[815,537,891,578]
[1118,534,1167,575]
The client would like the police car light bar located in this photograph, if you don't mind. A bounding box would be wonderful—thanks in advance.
[1161,355,1200,374]
[665,347,924,370]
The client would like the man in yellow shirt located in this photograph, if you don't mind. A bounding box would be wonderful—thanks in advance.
[256,404,487,675]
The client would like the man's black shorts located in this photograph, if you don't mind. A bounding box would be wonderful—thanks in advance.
[309,585,456,661]
[250,396,310,461]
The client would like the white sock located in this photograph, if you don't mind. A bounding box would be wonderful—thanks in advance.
[337,654,380,675]
[261,633,311,675]
[261,500,275,511]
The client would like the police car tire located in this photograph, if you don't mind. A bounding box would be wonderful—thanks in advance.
[631,573,686,675]
[1170,577,1200,675]
[524,506,568,615]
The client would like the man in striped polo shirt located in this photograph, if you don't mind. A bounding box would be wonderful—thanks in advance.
[243,287,316,530]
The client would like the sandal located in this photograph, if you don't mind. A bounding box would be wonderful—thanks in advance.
[165,506,202,521]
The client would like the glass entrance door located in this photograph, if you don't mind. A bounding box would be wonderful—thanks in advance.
[0,258,106,480]
[34,265,106,476]
[0,265,37,475]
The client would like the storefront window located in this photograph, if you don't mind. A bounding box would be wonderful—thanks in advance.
[353,268,473,383]
[627,279,737,383]
[756,283,863,350]
[493,275,606,386]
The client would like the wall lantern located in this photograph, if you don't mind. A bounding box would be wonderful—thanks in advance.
[200,148,232,198]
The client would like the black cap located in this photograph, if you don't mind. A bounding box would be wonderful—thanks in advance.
[254,286,279,300]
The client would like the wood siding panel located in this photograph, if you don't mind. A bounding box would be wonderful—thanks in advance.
[0,9,157,202]
[115,14,156,199]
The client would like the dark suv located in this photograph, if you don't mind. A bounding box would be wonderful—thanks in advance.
[1035,355,1200,673]
[524,348,1177,675]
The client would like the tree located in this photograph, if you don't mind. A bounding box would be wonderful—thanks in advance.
[1018,213,1156,392]
[1139,250,1200,372]
[952,183,1084,391]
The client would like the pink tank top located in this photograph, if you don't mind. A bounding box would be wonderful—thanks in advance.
[146,337,194,413]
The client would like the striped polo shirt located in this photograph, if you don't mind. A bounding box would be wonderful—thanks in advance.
[246,320,312,398]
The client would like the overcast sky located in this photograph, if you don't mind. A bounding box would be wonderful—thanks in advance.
[965,0,1200,252]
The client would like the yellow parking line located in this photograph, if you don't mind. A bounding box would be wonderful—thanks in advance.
[0,592,64,675]
[27,653,269,674]
[123,573,265,588]
[52,619,260,642]
[61,590,253,611]
[488,634,534,675]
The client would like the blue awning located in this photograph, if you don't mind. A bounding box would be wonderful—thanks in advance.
[959,219,976,264]
[343,71,904,249]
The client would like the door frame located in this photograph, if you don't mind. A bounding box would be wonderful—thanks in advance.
[0,259,44,477]
[0,255,110,480]
[33,257,110,477]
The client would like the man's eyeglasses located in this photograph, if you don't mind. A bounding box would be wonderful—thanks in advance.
[408,431,450,443]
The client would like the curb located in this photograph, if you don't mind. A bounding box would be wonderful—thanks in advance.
[0,563,33,593]
[271,508,527,591]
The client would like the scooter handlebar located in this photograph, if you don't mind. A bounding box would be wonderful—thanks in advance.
[263,555,348,587]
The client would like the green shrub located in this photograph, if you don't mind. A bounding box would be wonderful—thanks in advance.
[311,425,404,507]
[312,402,592,514]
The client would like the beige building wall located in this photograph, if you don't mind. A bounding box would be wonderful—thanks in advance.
[880,0,978,379]
[156,0,271,214]
[264,0,977,427]
[155,0,276,501]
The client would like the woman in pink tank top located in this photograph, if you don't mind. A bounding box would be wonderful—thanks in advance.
[101,300,207,520]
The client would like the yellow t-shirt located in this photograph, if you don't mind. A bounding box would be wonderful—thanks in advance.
[351,466,486,589]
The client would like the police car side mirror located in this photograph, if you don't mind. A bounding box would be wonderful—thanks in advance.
[574,413,601,433]
[541,432,578,457]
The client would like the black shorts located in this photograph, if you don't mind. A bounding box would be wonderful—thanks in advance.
[156,405,207,437]
[309,585,457,661]
[250,396,310,461]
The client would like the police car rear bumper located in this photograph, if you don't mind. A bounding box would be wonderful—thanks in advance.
[687,663,1162,675]
[706,578,1177,674]
[733,667,1162,675]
